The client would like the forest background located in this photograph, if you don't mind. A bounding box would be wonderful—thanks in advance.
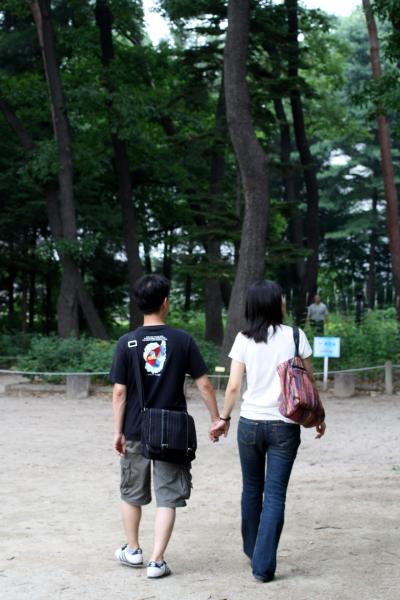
[1,0,400,378]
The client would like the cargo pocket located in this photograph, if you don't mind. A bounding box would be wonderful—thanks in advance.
[179,467,192,500]
[120,457,133,495]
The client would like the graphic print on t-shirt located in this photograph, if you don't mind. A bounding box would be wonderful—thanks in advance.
[143,339,167,375]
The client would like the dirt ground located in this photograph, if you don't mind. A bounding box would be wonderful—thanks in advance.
[0,387,399,600]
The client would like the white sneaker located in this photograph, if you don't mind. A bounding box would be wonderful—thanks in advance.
[147,560,171,578]
[115,544,143,567]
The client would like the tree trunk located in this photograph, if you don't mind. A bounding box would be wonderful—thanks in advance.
[45,186,108,338]
[29,269,36,330]
[184,274,192,312]
[363,0,400,318]
[7,266,16,325]
[204,240,224,345]
[204,79,226,345]
[221,0,270,363]
[31,0,108,337]
[367,189,378,309]
[44,265,54,334]
[57,258,79,337]
[285,0,320,324]
[162,232,173,281]
[273,95,305,294]
[95,0,143,330]
[0,93,108,338]
[20,274,28,333]
[31,0,76,241]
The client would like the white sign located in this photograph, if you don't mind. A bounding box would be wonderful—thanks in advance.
[313,337,341,358]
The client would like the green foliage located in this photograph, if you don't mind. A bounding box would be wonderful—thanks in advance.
[305,309,400,373]
[16,335,114,375]
[0,332,34,358]
[0,0,399,346]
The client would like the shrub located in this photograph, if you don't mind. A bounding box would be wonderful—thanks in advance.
[0,332,34,359]
[16,335,115,379]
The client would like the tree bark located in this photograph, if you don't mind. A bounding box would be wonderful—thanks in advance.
[29,269,36,330]
[363,0,400,318]
[7,266,16,325]
[95,0,143,330]
[31,0,76,241]
[204,79,226,345]
[285,0,320,323]
[273,95,305,292]
[221,0,270,363]
[44,265,54,334]
[162,232,173,281]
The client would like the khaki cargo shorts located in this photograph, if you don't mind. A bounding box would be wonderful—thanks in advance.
[120,440,192,508]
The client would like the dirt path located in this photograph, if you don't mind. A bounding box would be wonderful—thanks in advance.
[0,389,399,600]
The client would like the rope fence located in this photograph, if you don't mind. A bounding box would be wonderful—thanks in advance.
[1,365,399,378]
[1,362,399,397]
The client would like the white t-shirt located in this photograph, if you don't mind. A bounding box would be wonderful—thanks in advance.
[229,324,312,422]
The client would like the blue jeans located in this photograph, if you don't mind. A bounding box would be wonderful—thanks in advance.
[237,417,301,581]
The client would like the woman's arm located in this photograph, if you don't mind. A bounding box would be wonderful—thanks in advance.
[210,359,245,438]
[303,357,326,438]
[303,357,315,383]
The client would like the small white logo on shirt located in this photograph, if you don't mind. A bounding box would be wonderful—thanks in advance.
[128,340,138,348]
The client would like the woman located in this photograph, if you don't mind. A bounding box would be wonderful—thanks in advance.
[212,280,326,582]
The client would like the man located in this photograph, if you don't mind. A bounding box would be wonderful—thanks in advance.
[307,293,328,335]
[109,274,220,579]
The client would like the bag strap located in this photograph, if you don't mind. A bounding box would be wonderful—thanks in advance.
[130,337,146,411]
[292,326,300,357]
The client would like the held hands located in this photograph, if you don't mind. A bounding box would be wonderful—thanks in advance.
[113,432,126,456]
[315,421,326,439]
[209,418,230,442]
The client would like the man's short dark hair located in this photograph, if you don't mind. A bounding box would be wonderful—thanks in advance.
[133,274,170,314]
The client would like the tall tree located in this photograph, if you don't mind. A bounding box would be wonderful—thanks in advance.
[95,0,143,330]
[30,0,107,338]
[285,0,320,323]
[363,0,400,317]
[204,79,226,345]
[221,0,270,361]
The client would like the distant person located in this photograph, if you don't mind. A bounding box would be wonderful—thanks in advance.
[109,274,220,578]
[355,292,365,327]
[211,280,326,583]
[307,293,328,335]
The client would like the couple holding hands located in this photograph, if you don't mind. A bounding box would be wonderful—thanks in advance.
[110,275,326,581]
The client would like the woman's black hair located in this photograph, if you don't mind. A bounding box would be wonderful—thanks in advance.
[242,280,284,343]
[133,274,170,314]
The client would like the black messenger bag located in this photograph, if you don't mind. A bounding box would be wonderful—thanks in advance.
[131,339,197,465]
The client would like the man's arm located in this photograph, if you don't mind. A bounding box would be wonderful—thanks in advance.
[112,383,127,456]
[195,374,220,439]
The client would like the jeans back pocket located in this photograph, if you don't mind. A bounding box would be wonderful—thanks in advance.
[237,417,258,446]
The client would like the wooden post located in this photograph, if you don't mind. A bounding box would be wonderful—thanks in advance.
[215,366,226,393]
[385,361,393,395]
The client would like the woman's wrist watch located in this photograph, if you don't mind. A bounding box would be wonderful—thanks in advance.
[219,415,231,422]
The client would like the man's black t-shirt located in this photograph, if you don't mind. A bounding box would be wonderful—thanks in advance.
[109,325,208,441]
